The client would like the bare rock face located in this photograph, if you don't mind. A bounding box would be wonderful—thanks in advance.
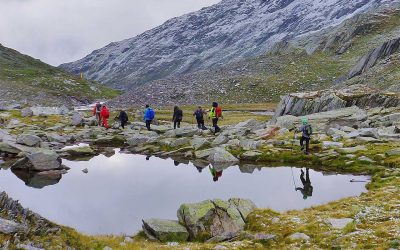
[349,37,400,78]
[272,85,400,121]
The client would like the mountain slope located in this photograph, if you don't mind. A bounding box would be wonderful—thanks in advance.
[108,4,400,107]
[60,0,393,89]
[0,44,119,106]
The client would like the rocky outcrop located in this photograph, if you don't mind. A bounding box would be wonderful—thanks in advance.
[349,37,400,78]
[272,85,400,120]
[0,192,56,235]
[177,199,256,242]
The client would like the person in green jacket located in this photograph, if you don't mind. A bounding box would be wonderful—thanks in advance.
[209,102,223,134]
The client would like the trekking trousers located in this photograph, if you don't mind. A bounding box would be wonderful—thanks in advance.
[145,120,152,131]
[196,118,205,129]
[212,118,220,133]
[102,118,108,129]
[300,136,310,153]
[174,119,182,129]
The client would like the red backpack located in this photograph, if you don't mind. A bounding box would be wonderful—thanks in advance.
[102,107,110,118]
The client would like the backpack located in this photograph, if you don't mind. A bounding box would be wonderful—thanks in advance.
[96,103,102,112]
[304,124,313,136]
[195,110,203,119]
[103,108,110,119]
[147,108,155,120]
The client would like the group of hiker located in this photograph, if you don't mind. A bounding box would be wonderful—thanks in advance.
[93,101,312,155]
[141,102,224,133]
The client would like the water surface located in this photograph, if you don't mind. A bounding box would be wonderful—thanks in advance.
[0,150,368,235]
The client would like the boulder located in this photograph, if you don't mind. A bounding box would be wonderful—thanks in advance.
[327,218,353,230]
[357,128,379,139]
[142,219,189,242]
[239,139,262,150]
[235,119,261,130]
[289,232,310,241]
[191,138,210,150]
[338,146,367,154]
[195,148,215,159]
[47,133,67,144]
[358,156,375,163]
[12,149,62,171]
[240,150,262,160]
[170,137,191,148]
[386,148,400,157]
[322,141,343,149]
[84,116,99,126]
[71,113,84,126]
[212,134,229,146]
[21,108,33,117]
[177,199,256,241]
[208,148,239,164]
[60,146,96,157]
[172,128,200,138]
[0,218,28,234]
[0,142,23,154]
[16,134,42,147]
[127,134,151,147]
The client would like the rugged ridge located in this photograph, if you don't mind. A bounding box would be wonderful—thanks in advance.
[60,0,392,89]
[272,84,400,120]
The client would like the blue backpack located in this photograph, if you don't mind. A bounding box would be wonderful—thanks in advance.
[147,108,155,120]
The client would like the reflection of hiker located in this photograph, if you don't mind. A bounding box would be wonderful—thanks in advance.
[144,104,155,131]
[295,118,312,155]
[117,110,129,129]
[193,106,206,130]
[209,166,223,182]
[93,102,102,126]
[172,106,183,129]
[146,155,151,161]
[174,160,180,166]
[296,168,313,199]
[195,166,203,173]
[209,102,223,134]
[100,105,110,129]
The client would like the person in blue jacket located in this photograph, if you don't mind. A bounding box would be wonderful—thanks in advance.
[144,104,155,131]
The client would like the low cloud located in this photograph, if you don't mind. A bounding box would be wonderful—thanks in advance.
[0,0,220,66]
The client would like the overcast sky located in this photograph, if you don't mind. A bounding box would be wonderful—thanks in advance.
[0,0,220,66]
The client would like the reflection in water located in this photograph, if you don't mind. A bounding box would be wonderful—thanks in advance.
[0,150,369,235]
[296,168,314,199]
[209,166,223,182]
[12,169,66,189]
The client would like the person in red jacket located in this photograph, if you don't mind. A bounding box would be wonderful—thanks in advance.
[100,105,110,129]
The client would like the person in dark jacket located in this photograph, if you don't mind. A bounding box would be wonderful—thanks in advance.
[193,106,206,129]
[117,110,129,129]
[172,106,183,129]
